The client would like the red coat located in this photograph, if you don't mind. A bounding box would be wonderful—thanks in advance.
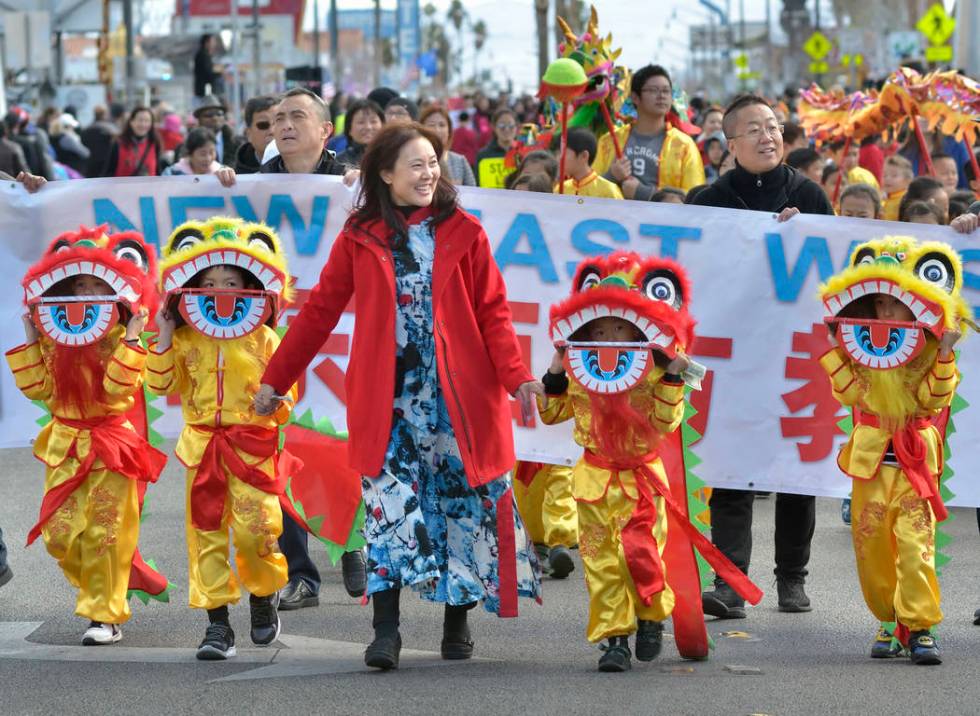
[262,206,533,487]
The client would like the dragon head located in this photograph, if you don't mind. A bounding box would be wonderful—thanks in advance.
[22,225,159,346]
[820,236,970,370]
[556,6,631,123]
[550,251,695,394]
[159,216,292,339]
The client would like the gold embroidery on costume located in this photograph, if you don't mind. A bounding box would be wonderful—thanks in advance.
[90,485,120,557]
[853,500,887,558]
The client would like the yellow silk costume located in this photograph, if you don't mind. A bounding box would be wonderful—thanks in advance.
[514,463,578,549]
[820,346,957,630]
[818,235,970,634]
[147,324,293,609]
[538,369,686,642]
[6,326,148,624]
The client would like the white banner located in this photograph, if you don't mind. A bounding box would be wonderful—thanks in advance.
[2,175,979,506]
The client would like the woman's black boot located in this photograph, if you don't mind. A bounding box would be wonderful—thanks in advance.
[364,588,401,670]
[441,602,476,660]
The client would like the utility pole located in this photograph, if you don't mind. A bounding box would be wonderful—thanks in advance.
[252,0,261,96]
[313,0,320,88]
[329,0,340,84]
[123,0,135,104]
[373,0,381,87]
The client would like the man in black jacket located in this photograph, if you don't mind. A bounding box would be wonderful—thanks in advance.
[213,87,364,610]
[193,96,241,167]
[234,96,277,174]
[693,94,833,620]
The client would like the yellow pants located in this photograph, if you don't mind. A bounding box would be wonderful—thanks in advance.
[41,461,140,625]
[575,461,674,642]
[850,465,942,631]
[514,464,578,548]
[185,466,288,610]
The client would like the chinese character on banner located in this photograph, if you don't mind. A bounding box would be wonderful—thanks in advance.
[686,335,734,445]
[285,288,353,405]
[780,323,847,462]
[510,300,540,428]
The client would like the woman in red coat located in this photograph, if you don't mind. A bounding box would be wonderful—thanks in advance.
[255,123,544,670]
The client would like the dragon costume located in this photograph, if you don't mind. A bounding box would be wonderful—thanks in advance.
[539,251,761,661]
[818,236,970,648]
[5,225,169,626]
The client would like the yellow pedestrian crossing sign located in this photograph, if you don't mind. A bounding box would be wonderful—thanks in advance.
[917,4,956,45]
[734,53,749,70]
[803,31,831,60]
[809,61,829,74]
[925,45,953,63]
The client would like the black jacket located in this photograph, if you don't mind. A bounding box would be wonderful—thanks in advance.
[234,141,263,174]
[693,162,834,215]
[80,121,117,178]
[259,149,345,176]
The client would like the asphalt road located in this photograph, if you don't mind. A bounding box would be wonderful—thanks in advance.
[1,442,978,716]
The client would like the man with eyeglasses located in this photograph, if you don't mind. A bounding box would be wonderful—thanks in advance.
[692,94,832,621]
[234,96,278,174]
[192,96,241,167]
[593,65,704,200]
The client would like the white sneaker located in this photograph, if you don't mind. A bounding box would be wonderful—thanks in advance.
[81,622,122,646]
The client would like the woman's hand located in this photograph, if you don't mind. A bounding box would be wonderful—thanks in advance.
[342,169,361,187]
[22,312,39,343]
[125,307,149,342]
[155,306,176,350]
[15,172,47,193]
[515,380,547,423]
[215,166,237,187]
[253,383,282,416]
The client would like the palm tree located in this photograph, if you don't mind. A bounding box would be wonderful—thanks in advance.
[447,0,468,87]
[536,0,550,79]
[472,19,488,83]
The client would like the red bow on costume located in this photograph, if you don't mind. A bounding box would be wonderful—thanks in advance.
[189,424,303,532]
[583,450,763,608]
[854,411,948,523]
[28,414,167,546]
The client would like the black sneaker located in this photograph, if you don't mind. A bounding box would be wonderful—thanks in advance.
[364,632,401,670]
[598,636,632,672]
[0,564,12,588]
[635,620,664,662]
[341,550,367,598]
[547,546,575,580]
[776,578,812,612]
[870,627,902,659]
[702,583,746,619]
[279,580,319,611]
[908,630,942,665]
[250,592,281,646]
[197,622,236,661]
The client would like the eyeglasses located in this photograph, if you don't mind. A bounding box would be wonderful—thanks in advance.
[641,88,672,97]
[496,123,517,130]
[731,124,785,141]
[200,110,224,119]
[253,121,271,130]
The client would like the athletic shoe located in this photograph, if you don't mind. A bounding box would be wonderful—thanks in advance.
[81,622,122,646]
[250,591,281,646]
[908,630,942,665]
[196,622,236,661]
[635,620,664,661]
[869,627,902,658]
[598,636,632,672]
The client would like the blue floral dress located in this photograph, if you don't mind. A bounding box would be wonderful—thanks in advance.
[362,219,541,614]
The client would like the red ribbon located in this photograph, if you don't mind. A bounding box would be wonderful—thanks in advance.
[853,411,948,522]
[28,414,167,546]
[583,450,763,607]
[189,424,291,532]
[495,487,519,618]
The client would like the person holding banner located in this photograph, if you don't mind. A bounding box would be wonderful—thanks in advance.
[693,94,833,619]
[254,122,544,670]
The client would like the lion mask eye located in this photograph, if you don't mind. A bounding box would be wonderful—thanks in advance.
[577,267,602,292]
[170,228,205,253]
[915,252,955,293]
[643,269,682,309]
[114,239,148,270]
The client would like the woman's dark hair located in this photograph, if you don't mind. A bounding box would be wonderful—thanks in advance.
[900,200,943,224]
[185,127,216,155]
[199,34,213,50]
[898,176,945,221]
[349,122,458,243]
[120,106,162,154]
[491,107,516,127]
[343,99,385,144]
[651,187,686,202]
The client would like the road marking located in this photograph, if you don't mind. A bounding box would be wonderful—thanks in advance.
[0,622,486,682]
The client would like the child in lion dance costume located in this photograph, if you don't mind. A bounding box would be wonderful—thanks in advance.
[819,236,968,665]
[6,226,168,645]
[538,251,761,672]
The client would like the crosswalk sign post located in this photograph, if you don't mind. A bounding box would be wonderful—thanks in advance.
[916,3,955,66]
[803,31,832,79]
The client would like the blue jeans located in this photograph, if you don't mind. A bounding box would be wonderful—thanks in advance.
[278,512,320,593]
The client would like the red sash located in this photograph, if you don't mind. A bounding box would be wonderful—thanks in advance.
[854,411,948,522]
[583,449,763,608]
[28,414,167,545]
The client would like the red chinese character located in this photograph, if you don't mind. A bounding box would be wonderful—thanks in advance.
[780,323,846,462]
[686,335,733,445]
[510,300,539,428]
